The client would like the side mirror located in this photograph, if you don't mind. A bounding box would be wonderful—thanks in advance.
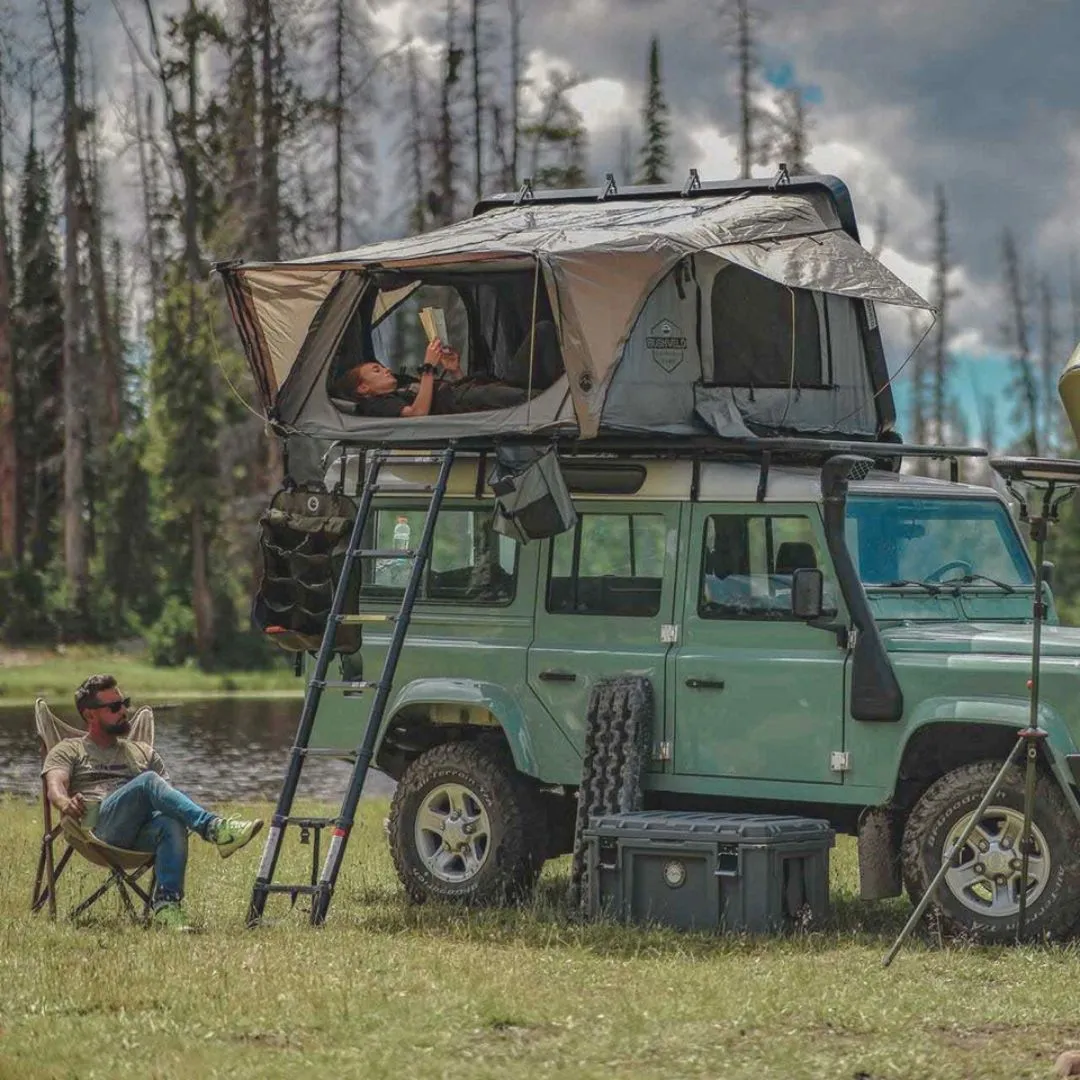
[1042,560,1055,588]
[792,567,824,620]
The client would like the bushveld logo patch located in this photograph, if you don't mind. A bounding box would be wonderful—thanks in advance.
[646,318,687,373]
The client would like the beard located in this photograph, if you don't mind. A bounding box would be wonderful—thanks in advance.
[102,718,131,736]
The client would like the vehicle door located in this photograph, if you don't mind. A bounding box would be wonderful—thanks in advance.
[671,503,847,784]
[528,503,682,763]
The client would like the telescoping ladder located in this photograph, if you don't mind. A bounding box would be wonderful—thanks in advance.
[248,445,457,927]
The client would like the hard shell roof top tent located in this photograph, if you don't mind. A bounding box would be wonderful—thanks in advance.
[216,173,934,450]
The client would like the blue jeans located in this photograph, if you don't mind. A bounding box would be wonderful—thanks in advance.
[93,772,217,904]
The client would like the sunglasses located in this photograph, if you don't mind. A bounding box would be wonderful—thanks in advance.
[88,697,131,713]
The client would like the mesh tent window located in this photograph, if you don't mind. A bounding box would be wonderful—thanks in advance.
[328,266,564,397]
[710,268,823,389]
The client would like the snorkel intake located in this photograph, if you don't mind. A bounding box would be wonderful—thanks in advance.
[821,455,904,723]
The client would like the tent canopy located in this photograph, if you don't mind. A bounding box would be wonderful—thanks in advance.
[219,178,932,443]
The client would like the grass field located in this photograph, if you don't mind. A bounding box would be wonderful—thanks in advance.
[2,798,1080,1079]
[0,646,300,707]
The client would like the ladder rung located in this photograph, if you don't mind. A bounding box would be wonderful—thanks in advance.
[317,679,380,691]
[384,455,445,465]
[336,614,395,624]
[260,884,323,896]
[369,483,435,493]
[282,816,338,828]
[350,549,417,559]
[296,747,357,759]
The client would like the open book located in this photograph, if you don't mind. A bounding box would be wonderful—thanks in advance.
[418,306,449,345]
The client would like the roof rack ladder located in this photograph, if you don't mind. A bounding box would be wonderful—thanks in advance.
[247,444,457,927]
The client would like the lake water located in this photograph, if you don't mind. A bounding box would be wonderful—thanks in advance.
[0,697,395,804]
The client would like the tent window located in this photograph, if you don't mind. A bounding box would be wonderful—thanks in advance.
[709,268,824,388]
[328,267,564,410]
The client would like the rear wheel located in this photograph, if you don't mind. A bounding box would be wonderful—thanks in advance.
[901,760,1080,942]
[388,741,544,905]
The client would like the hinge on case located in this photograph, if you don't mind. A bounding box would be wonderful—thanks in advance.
[655,741,672,762]
[661,624,679,644]
[847,626,859,650]
[830,751,851,773]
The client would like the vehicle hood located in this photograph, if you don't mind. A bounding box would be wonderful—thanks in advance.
[880,621,1080,657]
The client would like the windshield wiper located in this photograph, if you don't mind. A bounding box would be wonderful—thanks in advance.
[946,573,1017,594]
[881,579,944,595]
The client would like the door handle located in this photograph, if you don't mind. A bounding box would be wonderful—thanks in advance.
[539,669,578,682]
[685,678,725,690]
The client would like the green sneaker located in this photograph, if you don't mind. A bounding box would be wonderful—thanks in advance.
[152,902,195,931]
[209,816,264,859]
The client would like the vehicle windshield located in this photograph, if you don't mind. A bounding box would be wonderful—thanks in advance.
[845,496,1034,588]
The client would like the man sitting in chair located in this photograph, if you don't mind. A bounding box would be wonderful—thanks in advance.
[41,674,264,929]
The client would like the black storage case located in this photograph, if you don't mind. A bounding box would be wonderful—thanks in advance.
[585,811,835,933]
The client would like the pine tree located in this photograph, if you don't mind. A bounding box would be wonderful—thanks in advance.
[524,69,588,190]
[13,132,64,570]
[719,0,762,179]
[637,37,671,185]
[929,186,957,454]
[0,45,14,566]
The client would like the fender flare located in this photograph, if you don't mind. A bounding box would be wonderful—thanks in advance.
[896,695,1080,825]
[377,678,542,777]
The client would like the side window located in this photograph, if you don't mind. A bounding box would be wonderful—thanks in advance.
[360,508,517,604]
[547,513,667,617]
[710,268,823,387]
[699,513,824,619]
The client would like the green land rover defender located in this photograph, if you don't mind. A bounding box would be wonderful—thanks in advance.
[304,447,1080,943]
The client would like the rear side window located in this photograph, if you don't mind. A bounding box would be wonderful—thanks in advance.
[360,508,518,605]
[700,513,826,619]
[547,513,666,617]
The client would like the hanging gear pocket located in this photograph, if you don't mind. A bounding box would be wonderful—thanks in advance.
[488,446,578,543]
[252,486,362,653]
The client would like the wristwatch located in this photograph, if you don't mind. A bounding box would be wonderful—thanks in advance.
[419,363,436,375]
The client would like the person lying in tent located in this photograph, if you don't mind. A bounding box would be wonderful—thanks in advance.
[333,321,562,418]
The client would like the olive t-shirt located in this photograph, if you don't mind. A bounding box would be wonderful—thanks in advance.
[42,736,168,822]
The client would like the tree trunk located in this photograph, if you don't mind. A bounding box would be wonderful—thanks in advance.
[333,0,345,250]
[736,0,751,179]
[258,0,281,262]
[62,0,88,605]
[930,186,950,449]
[85,129,121,437]
[191,504,214,666]
[508,0,521,188]
[0,210,13,565]
[471,0,482,201]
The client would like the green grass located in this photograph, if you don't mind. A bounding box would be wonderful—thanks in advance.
[3,797,1080,1079]
[0,646,301,706]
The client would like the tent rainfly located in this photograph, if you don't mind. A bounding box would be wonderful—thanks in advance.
[217,179,934,445]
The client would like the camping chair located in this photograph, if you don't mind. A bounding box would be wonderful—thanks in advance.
[31,698,157,923]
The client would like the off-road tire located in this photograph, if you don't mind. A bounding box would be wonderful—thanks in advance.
[901,759,1080,943]
[388,741,545,906]
[567,676,654,908]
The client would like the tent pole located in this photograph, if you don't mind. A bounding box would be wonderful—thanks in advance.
[526,253,540,425]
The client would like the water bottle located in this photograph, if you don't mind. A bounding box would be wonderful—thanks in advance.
[390,517,412,587]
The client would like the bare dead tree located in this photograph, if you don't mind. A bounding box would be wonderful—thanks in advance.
[0,167,12,565]
[1002,229,1039,456]
[61,0,88,605]
[929,186,958,449]
[719,0,761,179]
[1039,274,1058,455]
[508,0,522,187]
[0,35,14,564]
[470,0,483,201]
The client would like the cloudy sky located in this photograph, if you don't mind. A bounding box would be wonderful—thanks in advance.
[7,0,1080,441]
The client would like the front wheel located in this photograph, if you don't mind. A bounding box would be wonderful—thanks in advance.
[387,741,544,905]
[901,760,1080,942]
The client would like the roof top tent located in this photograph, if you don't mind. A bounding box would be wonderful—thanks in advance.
[216,173,933,452]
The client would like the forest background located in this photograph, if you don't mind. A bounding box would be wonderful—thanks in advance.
[1,0,1078,672]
